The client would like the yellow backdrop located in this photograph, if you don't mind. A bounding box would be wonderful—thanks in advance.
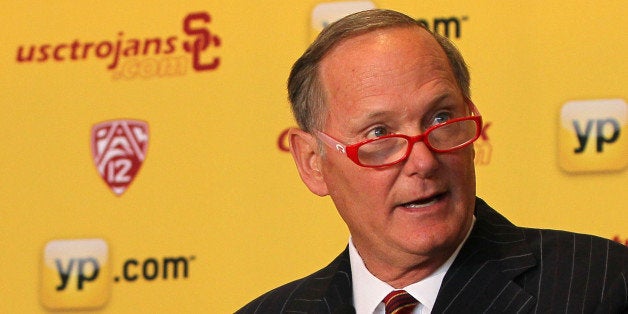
[1,1,626,313]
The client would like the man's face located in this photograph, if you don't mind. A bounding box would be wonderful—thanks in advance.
[317,26,476,270]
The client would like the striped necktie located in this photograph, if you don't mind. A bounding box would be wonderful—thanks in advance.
[383,290,419,314]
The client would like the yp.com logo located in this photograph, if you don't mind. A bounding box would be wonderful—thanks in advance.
[41,239,110,310]
[559,99,627,173]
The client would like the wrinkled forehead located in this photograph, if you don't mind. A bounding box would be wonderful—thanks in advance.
[326,25,439,57]
[317,26,458,112]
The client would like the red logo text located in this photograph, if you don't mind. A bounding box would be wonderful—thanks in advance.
[15,12,220,80]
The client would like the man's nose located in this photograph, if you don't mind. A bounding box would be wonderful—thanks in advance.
[402,140,439,177]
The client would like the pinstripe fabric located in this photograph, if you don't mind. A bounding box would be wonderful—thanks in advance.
[432,199,628,313]
[236,198,628,313]
[236,250,355,314]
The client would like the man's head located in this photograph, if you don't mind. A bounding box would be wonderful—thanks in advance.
[287,9,478,286]
[288,9,470,133]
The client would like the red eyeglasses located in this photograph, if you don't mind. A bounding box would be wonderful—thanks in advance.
[316,101,482,168]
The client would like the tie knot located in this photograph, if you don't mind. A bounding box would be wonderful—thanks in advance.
[383,290,418,314]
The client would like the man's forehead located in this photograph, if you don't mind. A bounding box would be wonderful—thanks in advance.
[316,25,460,131]
[319,27,450,87]
[319,27,454,94]
[324,25,437,59]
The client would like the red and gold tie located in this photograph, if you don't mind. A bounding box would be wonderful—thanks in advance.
[383,290,419,314]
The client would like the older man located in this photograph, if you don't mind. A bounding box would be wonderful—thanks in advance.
[237,9,627,314]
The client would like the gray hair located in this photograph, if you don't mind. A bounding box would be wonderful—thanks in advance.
[287,9,470,132]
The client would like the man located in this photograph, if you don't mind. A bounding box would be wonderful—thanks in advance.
[237,9,627,313]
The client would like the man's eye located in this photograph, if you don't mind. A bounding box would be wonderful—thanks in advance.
[366,127,389,139]
[432,112,452,125]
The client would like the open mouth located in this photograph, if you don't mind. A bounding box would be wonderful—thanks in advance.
[400,193,444,209]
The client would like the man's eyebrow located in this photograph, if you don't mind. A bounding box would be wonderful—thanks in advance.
[364,110,398,120]
[427,93,455,106]
[362,93,455,119]
[350,91,461,130]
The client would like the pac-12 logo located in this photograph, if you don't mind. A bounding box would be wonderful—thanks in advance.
[41,239,110,310]
[91,119,149,195]
[559,99,626,173]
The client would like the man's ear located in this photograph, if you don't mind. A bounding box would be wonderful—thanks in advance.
[288,128,329,196]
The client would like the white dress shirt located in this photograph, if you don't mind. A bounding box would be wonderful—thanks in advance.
[349,217,475,314]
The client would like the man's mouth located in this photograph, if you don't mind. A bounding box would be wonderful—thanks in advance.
[400,193,444,209]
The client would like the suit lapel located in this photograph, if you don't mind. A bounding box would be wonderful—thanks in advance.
[282,248,354,313]
[433,198,537,313]
[317,248,354,313]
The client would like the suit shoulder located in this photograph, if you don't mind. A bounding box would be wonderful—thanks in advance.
[521,228,626,251]
[236,250,352,314]
[236,276,309,314]
[520,227,627,268]
[516,228,627,311]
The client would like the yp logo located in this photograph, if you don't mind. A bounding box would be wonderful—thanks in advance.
[41,239,110,310]
[559,99,627,173]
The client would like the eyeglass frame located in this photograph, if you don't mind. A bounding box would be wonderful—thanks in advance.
[315,99,483,168]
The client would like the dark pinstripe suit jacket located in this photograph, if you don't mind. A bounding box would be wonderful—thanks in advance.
[237,198,628,313]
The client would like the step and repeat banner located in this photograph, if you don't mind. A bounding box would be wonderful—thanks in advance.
[1,1,626,313]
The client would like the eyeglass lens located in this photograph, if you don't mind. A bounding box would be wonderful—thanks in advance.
[357,119,477,166]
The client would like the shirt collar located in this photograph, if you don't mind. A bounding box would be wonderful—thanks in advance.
[349,216,475,313]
